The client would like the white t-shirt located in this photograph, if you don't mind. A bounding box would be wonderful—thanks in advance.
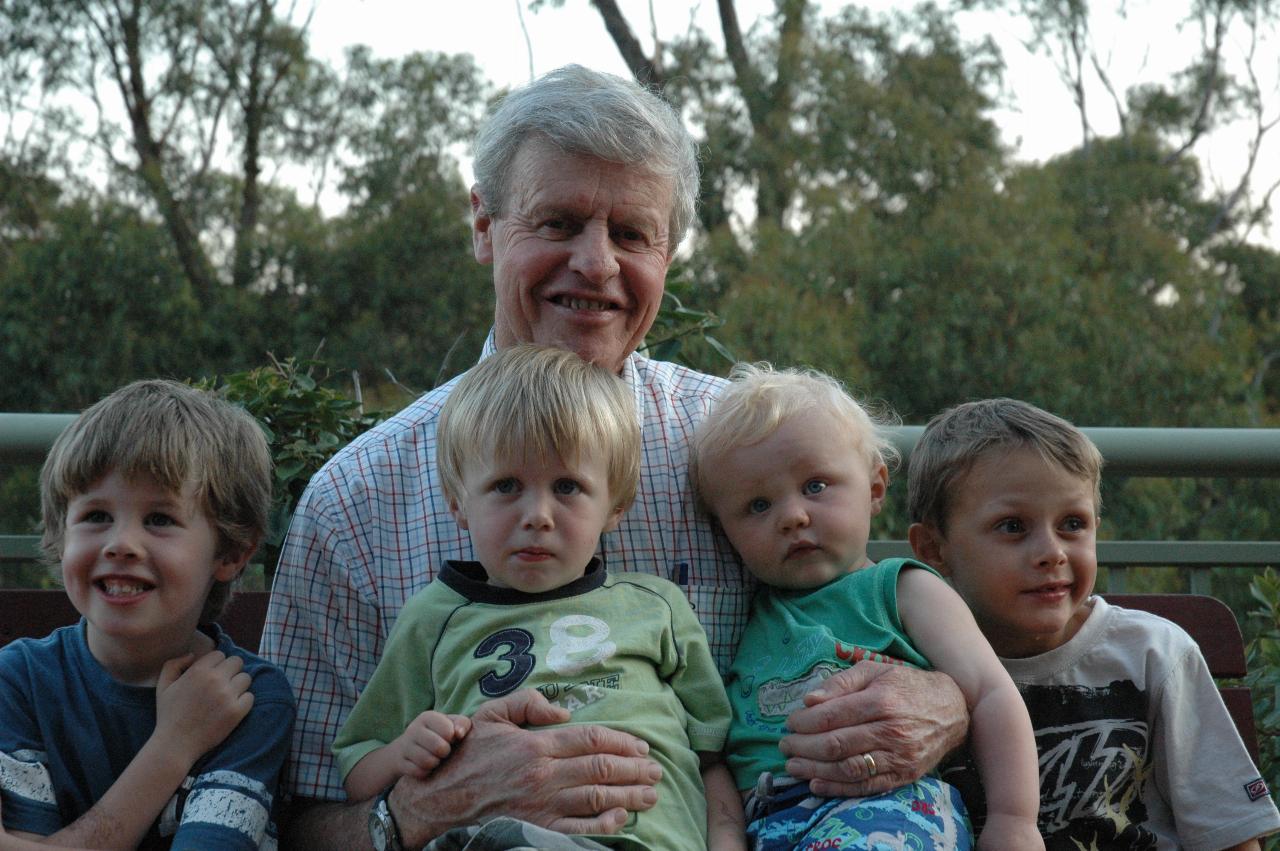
[943,596,1280,850]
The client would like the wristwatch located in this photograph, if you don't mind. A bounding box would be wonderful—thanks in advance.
[368,784,405,851]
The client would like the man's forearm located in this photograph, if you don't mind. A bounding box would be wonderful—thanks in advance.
[280,796,375,851]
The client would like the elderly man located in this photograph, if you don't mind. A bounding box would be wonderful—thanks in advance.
[263,65,967,850]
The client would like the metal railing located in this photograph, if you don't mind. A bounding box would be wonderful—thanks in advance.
[3,413,1278,592]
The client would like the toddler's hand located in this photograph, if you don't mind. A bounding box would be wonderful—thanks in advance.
[154,651,254,764]
[390,711,472,779]
[977,813,1044,851]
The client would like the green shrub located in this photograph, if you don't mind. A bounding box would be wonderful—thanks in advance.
[198,357,388,580]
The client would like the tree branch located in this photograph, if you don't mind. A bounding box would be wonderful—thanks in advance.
[589,0,664,88]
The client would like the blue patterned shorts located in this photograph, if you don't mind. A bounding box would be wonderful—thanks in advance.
[744,773,973,850]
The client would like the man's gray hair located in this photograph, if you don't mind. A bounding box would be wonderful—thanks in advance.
[472,64,699,250]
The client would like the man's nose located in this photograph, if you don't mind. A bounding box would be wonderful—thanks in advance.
[568,222,620,285]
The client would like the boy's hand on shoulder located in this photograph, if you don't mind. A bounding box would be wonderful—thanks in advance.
[977,814,1045,851]
[154,650,254,763]
[392,711,472,778]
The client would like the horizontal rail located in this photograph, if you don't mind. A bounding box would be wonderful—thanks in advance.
[888,426,1280,477]
[0,414,77,463]
[6,415,1280,475]
[867,540,1278,566]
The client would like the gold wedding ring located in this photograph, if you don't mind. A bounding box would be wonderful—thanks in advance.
[862,752,877,777]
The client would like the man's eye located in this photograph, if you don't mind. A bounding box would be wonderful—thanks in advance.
[494,478,519,494]
[803,480,826,495]
[613,226,647,245]
[553,479,581,496]
[748,498,770,515]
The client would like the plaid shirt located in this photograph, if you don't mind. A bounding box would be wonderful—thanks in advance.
[261,339,751,800]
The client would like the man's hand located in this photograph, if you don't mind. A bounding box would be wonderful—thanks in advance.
[779,662,968,797]
[154,651,254,765]
[388,689,662,847]
[389,711,472,779]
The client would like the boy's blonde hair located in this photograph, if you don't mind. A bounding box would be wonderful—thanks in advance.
[40,379,272,624]
[907,397,1103,533]
[436,345,641,513]
[690,362,899,510]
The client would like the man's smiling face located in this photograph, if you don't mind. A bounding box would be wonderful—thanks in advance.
[472,136,674,374]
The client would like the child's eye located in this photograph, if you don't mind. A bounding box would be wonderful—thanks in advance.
[994,518,1025,534]
[748,498,770,515]
[493,478,519,494]
[1061,515,1089,532]
[803,480,826,495]
[79,509,110,524]
[553,479,581,496]
[145,512,176,528]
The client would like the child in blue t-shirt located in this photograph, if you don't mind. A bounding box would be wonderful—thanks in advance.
[0,380,295,849]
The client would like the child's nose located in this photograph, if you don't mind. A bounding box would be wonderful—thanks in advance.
[521,493,555,530]
[777,498,809,533]
[103,524,143,560]
[1032,529,1068,568]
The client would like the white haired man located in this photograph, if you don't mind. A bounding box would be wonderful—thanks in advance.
[263,64,968,850]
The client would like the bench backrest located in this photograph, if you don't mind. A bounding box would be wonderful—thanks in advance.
[0,589,1261,765]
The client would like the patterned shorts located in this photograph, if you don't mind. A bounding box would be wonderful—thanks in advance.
[744,773,973,851]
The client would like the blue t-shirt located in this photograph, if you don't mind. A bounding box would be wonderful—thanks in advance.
[0,620,294,850]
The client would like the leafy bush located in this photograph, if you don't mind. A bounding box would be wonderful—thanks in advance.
[198,357,388,580]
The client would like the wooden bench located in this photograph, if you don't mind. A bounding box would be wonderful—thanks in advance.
[0,589,271,654]
[0,589,1262,765]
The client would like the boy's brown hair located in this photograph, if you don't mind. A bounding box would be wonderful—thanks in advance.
[907,397,1103,534]
[40,379,272,623]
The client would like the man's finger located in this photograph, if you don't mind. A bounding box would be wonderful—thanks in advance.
[548,778,659,819]
[534,722,654,761]
[547,807,631,836]
[471,688,569,727]
[801,660,884,706]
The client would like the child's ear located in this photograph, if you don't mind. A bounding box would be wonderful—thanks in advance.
[602,504,626,534]
[868,463,889,517]
[907,522,949,576]
[214,536,258,583]
[449,497,470,531]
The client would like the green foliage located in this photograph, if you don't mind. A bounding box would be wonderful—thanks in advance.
[1246,567,1280,843]
[197,358,389,576]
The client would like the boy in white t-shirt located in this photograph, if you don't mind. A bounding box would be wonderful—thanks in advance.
[908,397,1280,850]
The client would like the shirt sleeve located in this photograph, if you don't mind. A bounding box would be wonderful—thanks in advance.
[663,584,732,753]
[0,647,60,836]
[1153,640,1280,850]
[260,477,386,801]
[171,666,296,851]
[331,591,441,783]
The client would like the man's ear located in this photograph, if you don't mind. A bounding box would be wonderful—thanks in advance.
[214,536,259,583]
[471,187,493,265]
[449,497,469,531]
[907,522,949,576]
[868,463,889,517]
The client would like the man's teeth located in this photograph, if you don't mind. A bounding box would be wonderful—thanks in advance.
[560,297,610,311]
[100,579,150,597]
